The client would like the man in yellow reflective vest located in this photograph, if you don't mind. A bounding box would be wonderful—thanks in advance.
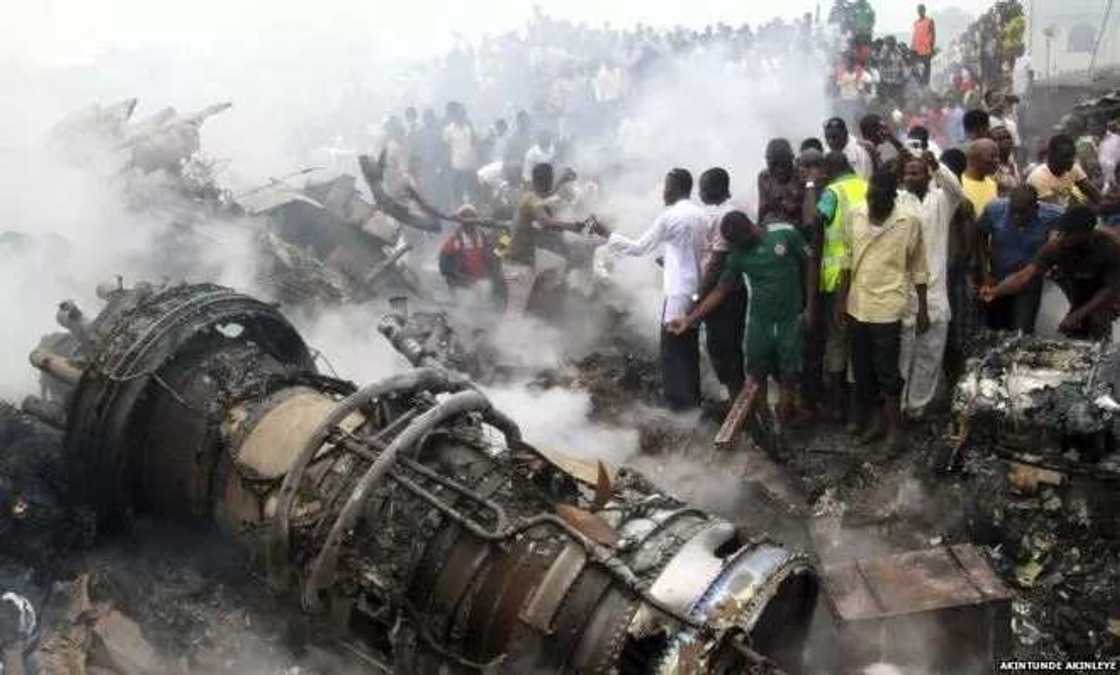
[804,151,868,425]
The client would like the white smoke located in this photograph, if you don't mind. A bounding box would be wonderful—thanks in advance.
[0,144,256,399]
[484,382,640,466]
[578,45,831,342]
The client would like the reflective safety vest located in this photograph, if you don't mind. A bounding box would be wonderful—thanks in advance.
[821,174,868,293]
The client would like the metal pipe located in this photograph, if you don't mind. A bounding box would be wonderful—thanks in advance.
[28,348,83,386]
[365,242,412,287]
[1088,0,1115,78]
[301,389,496,611]
[335,434,715,633]
[376,314,431,368]
[269,367,469,590]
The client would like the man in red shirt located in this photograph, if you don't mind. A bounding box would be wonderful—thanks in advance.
[911,4,936,86]
[438,205,502,305]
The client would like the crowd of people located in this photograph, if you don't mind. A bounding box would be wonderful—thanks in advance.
[379,6,840,216]
[942,0,1027,97]
[369,3,1120,450]
[378,1,1037,221]
[661,107,1120,451]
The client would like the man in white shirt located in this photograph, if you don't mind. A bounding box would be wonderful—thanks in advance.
[1100,119,1120,190]
[835,54,871,122]
[593,62,625,104]
[442,102,478,206]
[897,151,965,416]
[381,116,413,201]
[1012,55,1031,98]
[697,167,746,400]
[825,117,873,180]
[522,130,557,183]
[606,168,708,410]
[486,117,509,165]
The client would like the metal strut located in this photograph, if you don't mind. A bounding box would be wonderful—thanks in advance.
[301,389,513,611]
[269,367,472,590]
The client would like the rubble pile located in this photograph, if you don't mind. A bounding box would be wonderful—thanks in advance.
[954,336,1120,475]
[566,331,727,458]
[24,98,429,317]
[0,495,343,675]
[773,336,1120,663]
[581,335,1120,666]
[574,342,661,420]
[0,403,94,575]
[968,456,1120,660]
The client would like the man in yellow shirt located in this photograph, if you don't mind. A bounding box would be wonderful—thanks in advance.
[843,169,931,452]
[962,138,999,216]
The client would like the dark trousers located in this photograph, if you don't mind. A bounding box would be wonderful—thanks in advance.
[879,83,903,104]
[661,324,701,411]
[850,318,903,407]
[704,288,747,397]
[947,261,980,354]
[985,281,1043,334]
[917,54,932,86]
[802,291,835,407]
[802,292,826,407]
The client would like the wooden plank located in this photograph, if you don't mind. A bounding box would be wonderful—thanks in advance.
[714,381,759,449]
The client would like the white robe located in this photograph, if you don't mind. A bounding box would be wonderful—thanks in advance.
[898,163,965,413]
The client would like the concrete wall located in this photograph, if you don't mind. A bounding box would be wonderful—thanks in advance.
[1028,0,1118,81]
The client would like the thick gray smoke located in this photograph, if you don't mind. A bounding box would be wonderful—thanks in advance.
[0,143,259,399]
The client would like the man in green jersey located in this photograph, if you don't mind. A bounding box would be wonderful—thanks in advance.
[669,210,817,425]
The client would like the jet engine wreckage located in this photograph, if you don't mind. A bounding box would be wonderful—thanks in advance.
[20,281,820,674]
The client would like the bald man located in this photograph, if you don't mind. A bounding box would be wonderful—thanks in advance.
[962,138,1000,216]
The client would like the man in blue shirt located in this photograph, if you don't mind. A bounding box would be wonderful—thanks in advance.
[975,184,1062,333]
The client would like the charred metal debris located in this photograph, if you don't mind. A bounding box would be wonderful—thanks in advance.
[953,335,1120,478]
[20,280,819,674]
[42,98,425,309]
[950,335,1120,660]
